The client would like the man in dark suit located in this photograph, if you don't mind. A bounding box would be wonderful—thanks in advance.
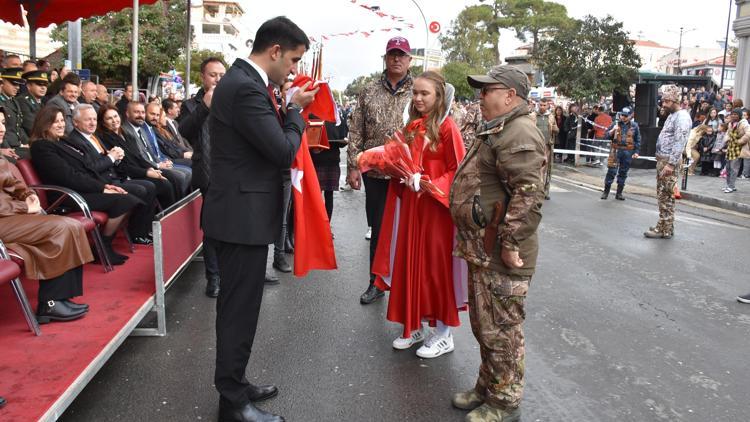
[121,101,190,199]
[202,16,318,422]
[69,104,157,244]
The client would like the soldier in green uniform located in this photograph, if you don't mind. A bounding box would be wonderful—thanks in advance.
[449,65,545,422]
[0,67,27,160]
[18,70,49,155]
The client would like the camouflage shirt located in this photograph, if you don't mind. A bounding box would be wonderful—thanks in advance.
[457,101,481,150]
[450,102,545,276]
[347,73,413,176]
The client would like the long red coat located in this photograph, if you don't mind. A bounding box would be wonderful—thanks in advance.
[373,117,467,338]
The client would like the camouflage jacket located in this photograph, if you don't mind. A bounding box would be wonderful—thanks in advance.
[449,102,545,276]
[0,94,27,147]
[457,101,481,150]
[347,73,413,176]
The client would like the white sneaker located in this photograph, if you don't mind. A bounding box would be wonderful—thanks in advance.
[365,227,372,240]
[392,329,425,350]
[416,332,454,358]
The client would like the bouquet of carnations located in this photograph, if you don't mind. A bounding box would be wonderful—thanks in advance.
[357,130,446,199]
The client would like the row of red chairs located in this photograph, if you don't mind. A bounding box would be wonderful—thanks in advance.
[2,159,135,336]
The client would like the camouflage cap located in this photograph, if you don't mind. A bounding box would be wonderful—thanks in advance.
[467,65,529,99]
[661,84,681,102]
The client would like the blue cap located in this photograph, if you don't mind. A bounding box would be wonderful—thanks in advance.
[621,107,633,116]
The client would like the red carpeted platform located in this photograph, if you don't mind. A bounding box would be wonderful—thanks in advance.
[0,240,156,422]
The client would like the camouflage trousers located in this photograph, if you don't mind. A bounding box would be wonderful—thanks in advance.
[544,143,553,198]
[467,264,530,410]
[655,158,682,236]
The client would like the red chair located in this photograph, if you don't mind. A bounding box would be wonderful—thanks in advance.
[0,240,41,335]
[15,159,113,272]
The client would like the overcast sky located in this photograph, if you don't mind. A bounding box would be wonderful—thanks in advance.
[241,0,737,90]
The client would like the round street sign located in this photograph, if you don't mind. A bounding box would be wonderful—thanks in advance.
[429,21,441,34]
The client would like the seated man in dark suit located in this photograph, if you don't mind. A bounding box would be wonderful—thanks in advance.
[121,101,190,199]
[146,102,193,166]
[97,103,176,208]
[69,104,157,244]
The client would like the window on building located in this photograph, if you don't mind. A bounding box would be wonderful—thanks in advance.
[724,69,735,80]
[203,24,220,34]
[204,5,219,19]
[224,24,238,36]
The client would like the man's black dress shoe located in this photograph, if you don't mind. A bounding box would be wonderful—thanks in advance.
[265,272,279,284]
[63,299,89,311]
[247,384,278,402]
[272,255,292,273]
[205,275,220,298]
[359,284,384,304]
[36,300,87,324]
[218,399,284,422]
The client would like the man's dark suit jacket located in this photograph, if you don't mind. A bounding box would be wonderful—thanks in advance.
[202,58,305,246]
[66,129,120,181]
[98,129,155,180]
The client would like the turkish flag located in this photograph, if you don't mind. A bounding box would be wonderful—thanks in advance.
[289,75,338,124]
[291,133,338,277]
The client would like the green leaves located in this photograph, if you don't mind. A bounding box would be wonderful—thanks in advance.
[533,15,641,102]
[442,62,484,100]
[439,4,499,69]
[50,0,186,83]
[175,49,227,86]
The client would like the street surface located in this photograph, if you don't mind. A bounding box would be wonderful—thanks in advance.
[60,179,750,422]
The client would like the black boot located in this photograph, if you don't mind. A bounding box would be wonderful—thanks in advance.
[102,235,126,265]
[272,253,292,273]
[615,184,625,200]
[37,299,88,324]
[600,184,611,200]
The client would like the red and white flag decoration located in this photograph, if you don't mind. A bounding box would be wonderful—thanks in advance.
[290,133,337,277]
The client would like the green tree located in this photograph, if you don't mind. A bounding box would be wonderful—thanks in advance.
[51,0,187,83]
[440,4,499,69]
[175,49,226,86]
[441,61,484,100]
[344,71,381,98]
[533,15,641,102]
[493,0,571,53]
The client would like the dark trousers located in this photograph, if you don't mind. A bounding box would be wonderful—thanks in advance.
[362,174,389,284]
[116,179,157,238]
[213,239,268,407]
[143,176,176,208]
[162,168,190,200]
[203,235,219,280]
[38,266,84,302]
[604,149,634,187]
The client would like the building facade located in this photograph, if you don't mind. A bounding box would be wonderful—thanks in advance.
[189,0,251,64]
[680,56,736,89]
[734,0,750,102]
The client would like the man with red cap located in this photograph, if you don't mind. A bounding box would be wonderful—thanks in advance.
[347,36,414,305]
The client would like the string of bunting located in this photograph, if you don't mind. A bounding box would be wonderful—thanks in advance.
[309,25,411,42]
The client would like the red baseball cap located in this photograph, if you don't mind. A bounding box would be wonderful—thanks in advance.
[386,37,411,55]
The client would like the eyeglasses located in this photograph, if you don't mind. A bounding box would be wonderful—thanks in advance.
[480,86,508,96]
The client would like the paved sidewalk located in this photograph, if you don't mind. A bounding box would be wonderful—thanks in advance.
[553,162,750,215]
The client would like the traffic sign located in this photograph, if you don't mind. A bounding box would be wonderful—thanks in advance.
[429,21,441,34]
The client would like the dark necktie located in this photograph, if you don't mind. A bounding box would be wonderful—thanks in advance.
[267,84,282,125]
[136,128,156,162]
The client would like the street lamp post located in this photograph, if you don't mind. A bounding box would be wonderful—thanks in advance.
[720,0,733,89]
[409,0,429,72]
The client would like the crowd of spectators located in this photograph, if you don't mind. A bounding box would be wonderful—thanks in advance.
[0,53,198,328]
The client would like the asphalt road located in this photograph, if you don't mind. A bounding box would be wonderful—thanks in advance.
[60,180,750,422]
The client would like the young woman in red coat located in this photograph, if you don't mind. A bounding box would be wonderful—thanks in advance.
[373,71,467,359]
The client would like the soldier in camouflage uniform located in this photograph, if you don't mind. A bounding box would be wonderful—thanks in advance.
[530,98,558,200]
[458,100,481,150]
[0,68,28,160]
[644,85,691,239]
[449,65,545,422]
[347,36,414,305]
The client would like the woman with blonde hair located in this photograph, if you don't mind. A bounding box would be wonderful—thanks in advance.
[372,71,467,359]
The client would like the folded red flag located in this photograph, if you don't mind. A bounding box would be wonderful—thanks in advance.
[290,74,338,123]
[291,132,338,277]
